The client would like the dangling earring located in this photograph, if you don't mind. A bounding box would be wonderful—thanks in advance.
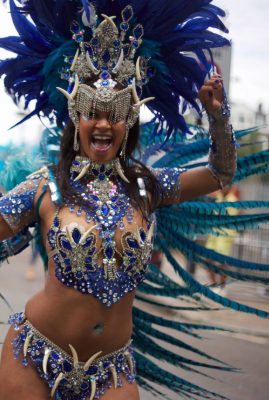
[74,124,80,152]
[120,128,129,160]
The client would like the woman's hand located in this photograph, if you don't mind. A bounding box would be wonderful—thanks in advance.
[198,74,224,115]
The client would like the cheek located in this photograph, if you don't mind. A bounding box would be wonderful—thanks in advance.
[79,120,95,141]
[113,123,126,145]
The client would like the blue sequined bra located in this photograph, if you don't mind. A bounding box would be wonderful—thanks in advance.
[0,164,185,307]
[47,210,153,307]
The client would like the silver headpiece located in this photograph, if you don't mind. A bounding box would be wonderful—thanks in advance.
[56,5,155,153]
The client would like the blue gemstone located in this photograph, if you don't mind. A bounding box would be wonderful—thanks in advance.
[102,50,110,63]
[92,169,99,176]
[132,41,139,49]
[75,34,84,43]
[99,174,106,181]
[127,238,139,249]
[106,169,113,176]
[85,44,93,56]
[105,246,113,259]
[64,258,71,266]
[133,24,144,39]
[111,196,118,202]
[122,5,133,22]
[86,264,95,272]
[51,352,60,360]
[130,257,136,264]
[120,22,129,31]
[84,237,93,247]
[91,37,99,46]
[76,272,83,279]
[113,39,121,48]
[140,229,146,242]
[103,361,111,369]
[100,70,110,79]
[65,266,72,273]
[61,238,72,251]
[81,382,89,390]
[101,204,109,216]
[87,365,98,375]
[63,360,72,372]
[116,353,124,361]
[90,195,99,201]
[72,228,81,243]
[101,80,109,87]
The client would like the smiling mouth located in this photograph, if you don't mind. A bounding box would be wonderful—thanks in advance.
[91,135,113,153]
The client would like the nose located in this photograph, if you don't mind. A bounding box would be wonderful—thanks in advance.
[95,116,111,131]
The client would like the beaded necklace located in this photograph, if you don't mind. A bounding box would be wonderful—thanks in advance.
[66,156,134,280]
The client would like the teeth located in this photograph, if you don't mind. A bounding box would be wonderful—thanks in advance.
[92,136,112,141]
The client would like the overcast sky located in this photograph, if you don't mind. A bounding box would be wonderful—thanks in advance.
[215,0,269,113]
[0,1,269,145]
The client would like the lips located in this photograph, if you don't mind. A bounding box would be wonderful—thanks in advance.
[90,133,113,153]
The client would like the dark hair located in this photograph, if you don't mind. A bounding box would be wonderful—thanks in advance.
[57,119,161,218]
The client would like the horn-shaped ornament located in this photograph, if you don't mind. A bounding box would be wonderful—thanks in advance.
[112,49,124,74]
[69,344,79,367]
[147,221,155,243]
[100,14,118,33]
[65,226,74,245]
[115,159,130,183]
[134,97,155,108]
[124,351,135,375]
[132,79,140,104]
[86,52,100,75]
[56,74,79,103]
[74,162,90,181]
[136,57,142,81]
[23,333,33,357]
[132,78,155,108]
[42,348,52,375]
[84,350,103,371]
[70,49,79,72]
[80,225,98,244]
[51,372,64,398]
[109,364,118,388]
[89,379,97,400]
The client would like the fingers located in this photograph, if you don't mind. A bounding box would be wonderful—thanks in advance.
[198,74,224,105]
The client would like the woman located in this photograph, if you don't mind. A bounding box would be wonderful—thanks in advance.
[0,1,237,399]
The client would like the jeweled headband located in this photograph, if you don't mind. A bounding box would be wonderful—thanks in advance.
[56,5,154,152]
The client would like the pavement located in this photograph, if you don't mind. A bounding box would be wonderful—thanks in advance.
[0,249,269,400]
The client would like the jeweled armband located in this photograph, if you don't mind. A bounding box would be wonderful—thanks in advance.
[207,91,237,188]
[0,228,33,265]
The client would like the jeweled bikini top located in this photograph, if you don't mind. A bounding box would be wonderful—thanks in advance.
[47,157,154,307]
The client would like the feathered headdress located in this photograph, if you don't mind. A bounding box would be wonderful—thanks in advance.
[0,0,229,137]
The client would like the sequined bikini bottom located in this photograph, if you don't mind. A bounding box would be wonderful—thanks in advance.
[9,312,136,400]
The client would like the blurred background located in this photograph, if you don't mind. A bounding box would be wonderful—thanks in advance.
[0,1,269,399]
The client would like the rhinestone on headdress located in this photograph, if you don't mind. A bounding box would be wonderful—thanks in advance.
[56,5,155,130]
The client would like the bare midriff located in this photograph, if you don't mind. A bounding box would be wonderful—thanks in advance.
[25,265,135,362]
